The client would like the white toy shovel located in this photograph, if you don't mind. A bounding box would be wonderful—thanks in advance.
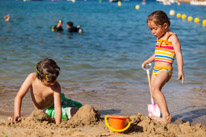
[143,63,161,118]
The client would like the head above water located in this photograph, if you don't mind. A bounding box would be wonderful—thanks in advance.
[147,10,170,28]
[36,58,60,83]
[4,14,10,22]
[57,20,63,27]
[67,21,74,27]
[58,20,63,23]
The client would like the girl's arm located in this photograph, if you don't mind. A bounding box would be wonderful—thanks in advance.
[9,73,34,121]
[171,34,184,84]
[53,83,62,124]
[142,54,155,69]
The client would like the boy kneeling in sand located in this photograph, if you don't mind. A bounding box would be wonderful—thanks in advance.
[8,58,82,124]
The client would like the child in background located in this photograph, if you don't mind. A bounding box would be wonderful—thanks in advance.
[8,58,82,124]
[51,20,64,32]
[142,10,184,124]
[4,14,10,22]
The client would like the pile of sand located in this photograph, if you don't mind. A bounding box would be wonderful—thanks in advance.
[66,104,100,127]
[0,104,206,137]
[4,104,100,129]
[26,109,53,122]
[128,113,206,136]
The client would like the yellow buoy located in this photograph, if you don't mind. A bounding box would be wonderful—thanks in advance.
[118,1,121,6]
[203,20,206,27]
[177,2,181,5]
[177,13,181,18]
[135,5,140,10]
[169,10,175,16]
[188,16,193,22]
[182,14,187,20]
[194,18,200,23]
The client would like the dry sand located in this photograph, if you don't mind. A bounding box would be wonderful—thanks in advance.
[0,104,205,137]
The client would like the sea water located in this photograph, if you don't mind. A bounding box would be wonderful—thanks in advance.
[0,0,206,124]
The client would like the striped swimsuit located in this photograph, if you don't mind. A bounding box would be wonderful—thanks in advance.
[153,34,175,76]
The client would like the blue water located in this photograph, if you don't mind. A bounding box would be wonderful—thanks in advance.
[0,0,206,125]
[1,0,206,90]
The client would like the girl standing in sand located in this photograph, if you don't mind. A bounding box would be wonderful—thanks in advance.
[8,58,82,124]
[142,10,184,124]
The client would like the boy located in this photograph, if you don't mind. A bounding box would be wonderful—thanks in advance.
[8,58,82,124]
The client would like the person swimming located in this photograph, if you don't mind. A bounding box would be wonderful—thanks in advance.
[51,20,64,32]
[67,21,83,34]
[4,14,10,22]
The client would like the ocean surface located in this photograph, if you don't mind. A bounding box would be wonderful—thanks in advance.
[0,0,206,125]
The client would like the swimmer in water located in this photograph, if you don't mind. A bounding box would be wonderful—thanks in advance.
[67,21,83,34]
[4,14,10,22]
[51,20,64,32]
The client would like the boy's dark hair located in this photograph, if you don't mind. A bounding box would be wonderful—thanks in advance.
[36,58,60,83]
[147,10,170,27]
[67,21,74,27]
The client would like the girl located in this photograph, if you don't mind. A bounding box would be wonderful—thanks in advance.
[142,10,184,124]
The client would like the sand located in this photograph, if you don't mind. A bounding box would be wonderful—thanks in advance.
[0,104,206,137]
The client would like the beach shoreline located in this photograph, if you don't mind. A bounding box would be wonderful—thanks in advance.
[0,84,206,125]
[0,86,206,137]
[0,84,206,136]
[0,0,206,136]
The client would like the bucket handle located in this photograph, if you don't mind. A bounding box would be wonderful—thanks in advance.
[104,115,131,133]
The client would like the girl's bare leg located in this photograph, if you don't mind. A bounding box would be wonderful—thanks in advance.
[151,71,172,123]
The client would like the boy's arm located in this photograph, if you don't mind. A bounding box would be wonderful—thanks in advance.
[142,54,155,69]
[171,34,184,84]
[53,83,62,124]
[9,73,34,121]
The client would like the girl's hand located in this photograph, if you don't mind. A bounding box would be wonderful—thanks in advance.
[142,62,148,69]
[8,116,21,122]
[177,72,184,84]
[142,63,146,69]
[142,62,152,70]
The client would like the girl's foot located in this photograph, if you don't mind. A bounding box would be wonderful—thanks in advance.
[152,115,172,124]
[151,115,161,120]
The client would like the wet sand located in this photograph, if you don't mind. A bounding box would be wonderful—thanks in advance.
[1,83,206,124]
[0,84,206,136]
[0,105,206,137]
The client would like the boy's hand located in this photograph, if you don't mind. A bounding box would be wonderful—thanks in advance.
[8,116,21,122]
[177,72,184,84]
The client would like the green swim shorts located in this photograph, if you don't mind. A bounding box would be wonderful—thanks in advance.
[44,93,82,120]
